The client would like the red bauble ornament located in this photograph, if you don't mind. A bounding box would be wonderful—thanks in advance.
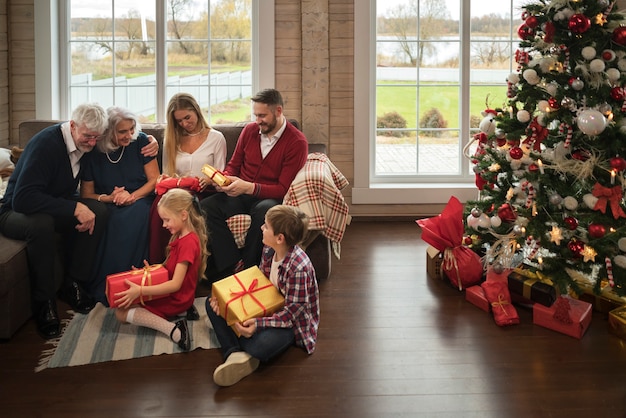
[543,21,555,43]
[525,16,539,29]
[518,24,535,40]
[564,216,579,230]
[528,163,539,173]
[548,97,560,109]
[610,156,626,171]
[611,87,624,101]
[497,203,517,223]
[509,146,524,160]
[464,236,473,245]
[588,223,607,239]
[569,14,591,34]
[568,239,585,256]
[496,137,507,147]
[572,149,590,161]
[613,27,626,46]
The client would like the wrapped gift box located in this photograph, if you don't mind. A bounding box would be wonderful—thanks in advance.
[533,297,592,339]
[465,285,490,312]
[508,269,557,307]
[106,264,169,308]
[212,266,285,335]
[608,306,626,340]
[426,245,443,280]
[201,164,231,187]
[579,291,625,314]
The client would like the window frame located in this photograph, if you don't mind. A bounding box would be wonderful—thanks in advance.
[354,0,516,205]
[34,0,274,122]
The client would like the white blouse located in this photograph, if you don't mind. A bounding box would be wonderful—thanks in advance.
[163,129,227,177]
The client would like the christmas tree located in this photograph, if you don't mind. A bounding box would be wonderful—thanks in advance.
[466,0,626,300]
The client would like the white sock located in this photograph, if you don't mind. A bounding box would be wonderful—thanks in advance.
[126,307,179,342]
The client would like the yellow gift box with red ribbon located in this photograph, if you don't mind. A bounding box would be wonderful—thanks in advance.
[212,266,285,335]
[201,164,231,187]
[106,264,169,308]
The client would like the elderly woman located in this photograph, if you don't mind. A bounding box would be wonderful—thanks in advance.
[81,106,160,304]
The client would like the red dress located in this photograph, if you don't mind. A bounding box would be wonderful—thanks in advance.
[144,232,200,318]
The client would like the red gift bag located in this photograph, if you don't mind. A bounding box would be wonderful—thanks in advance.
[417,196,484,290]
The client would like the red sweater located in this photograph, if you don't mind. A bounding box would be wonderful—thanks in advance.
[224,121,308,200]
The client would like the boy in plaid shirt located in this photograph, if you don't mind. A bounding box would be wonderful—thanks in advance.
[206,205,320,387]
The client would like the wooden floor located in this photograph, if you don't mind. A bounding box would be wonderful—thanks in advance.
[2,220,626,418]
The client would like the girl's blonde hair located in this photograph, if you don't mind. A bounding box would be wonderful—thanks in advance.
[158,188,209,278]
[163,93,211,176]
[265,205,309,247]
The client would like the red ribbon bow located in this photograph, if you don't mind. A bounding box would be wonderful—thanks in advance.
[592,183,626,220]
[224,275,273,322]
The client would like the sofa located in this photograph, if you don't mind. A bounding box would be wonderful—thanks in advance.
[0,119,338,339]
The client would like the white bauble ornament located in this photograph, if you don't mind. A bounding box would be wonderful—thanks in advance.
[571,79,584,90]
[546,82,559,96]
[607,68,621,82]
[477,213,491,229]
[467,214,480,229]
[517,109,531,123]
[590,59,606,73]
[523,69,540,85]
[563,196,578,210]
[537,100,550,113]
[614,255,626,269]
[619,237,626,252]
[490,215,502,228]
[508,73,520,84]
[549,194,563,206]
[619,58,626,72]
[583,193,599,209]
[577,109,607,135]
[581,46,597,60]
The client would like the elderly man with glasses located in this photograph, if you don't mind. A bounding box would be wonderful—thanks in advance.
[0,103,158,338]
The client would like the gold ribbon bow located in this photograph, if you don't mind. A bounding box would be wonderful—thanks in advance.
[592,183,626,220]
[128,264,163,306]
[443,247,463,291]
[491,293,510,316]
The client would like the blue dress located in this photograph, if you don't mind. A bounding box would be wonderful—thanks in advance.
[82,133,156,304]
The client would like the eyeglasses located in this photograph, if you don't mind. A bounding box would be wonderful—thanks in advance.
[81,133,101,141]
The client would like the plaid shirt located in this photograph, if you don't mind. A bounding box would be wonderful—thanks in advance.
[256,245,320,354]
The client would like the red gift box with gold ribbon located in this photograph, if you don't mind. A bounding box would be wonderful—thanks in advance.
[212,266,285,335]
[106,264,169,308]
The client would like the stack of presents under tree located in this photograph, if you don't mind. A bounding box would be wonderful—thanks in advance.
[417,0,626,340]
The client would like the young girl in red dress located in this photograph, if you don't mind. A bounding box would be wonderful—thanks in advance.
[113,188,209,351]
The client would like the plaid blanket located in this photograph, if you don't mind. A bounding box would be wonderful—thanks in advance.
[283,152,350,259]
[226,153,350,258]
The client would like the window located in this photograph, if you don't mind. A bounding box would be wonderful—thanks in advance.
[354,0,524,204]
[35,0,274,123]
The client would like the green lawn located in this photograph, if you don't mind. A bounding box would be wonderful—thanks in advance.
[376,81,508,129]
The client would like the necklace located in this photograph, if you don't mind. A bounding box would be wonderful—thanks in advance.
[106,146,125,164]
[184,127,205,137]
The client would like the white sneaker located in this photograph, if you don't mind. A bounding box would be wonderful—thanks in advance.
[213,351,260,387]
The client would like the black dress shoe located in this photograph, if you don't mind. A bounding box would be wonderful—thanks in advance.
[58,281,96,314]
[186,305,200,321]
[171,318,191,351]
[35,300,61,339]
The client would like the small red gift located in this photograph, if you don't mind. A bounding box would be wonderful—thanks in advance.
[481,280,520,326]
[106,264,169,308]
[155,175,202,195]
[533,296,592,339]
[465,285,490,312]
[417,196,484,291]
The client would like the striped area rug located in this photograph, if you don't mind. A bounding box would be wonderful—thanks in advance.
[36,298,220,371]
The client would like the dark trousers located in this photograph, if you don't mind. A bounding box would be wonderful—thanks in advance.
[205,298,295,363]
[0,199,108,304]
[200,193,279,271]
